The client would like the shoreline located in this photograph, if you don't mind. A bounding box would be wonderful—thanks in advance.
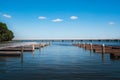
[13,38,120,41]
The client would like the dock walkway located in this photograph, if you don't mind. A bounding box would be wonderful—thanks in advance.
[0,43,49,56]
[73,43,120,58]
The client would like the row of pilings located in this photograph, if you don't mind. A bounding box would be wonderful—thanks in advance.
[73,43,120,59]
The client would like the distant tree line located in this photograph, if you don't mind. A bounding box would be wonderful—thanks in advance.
[0,22,14,42]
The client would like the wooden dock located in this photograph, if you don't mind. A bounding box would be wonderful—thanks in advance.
[94,49,120,53]
[73,43,120,58]
[34,44,49,49]
[0,43,49,56]
[0,51,21,56]
[0,47,34,51]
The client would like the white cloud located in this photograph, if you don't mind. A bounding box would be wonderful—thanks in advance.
[52,18,63,22]
[70,16,78,20]
[109,22,115,25]
[38,16,47,19]
[3,14,11,18]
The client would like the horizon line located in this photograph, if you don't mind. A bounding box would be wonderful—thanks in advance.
[13,38,120,40]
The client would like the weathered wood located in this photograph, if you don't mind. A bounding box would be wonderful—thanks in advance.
[110,53,120,60]
[111,53,120,56]
[0,43,49,57]
[34,44,49,49]
[94,49,120,53]
[73,43,120,59]
[0,47,34,52]
[112,46,120,49]
[0,51,21,56]
[73,44,113,50]
[34,44,40,49]
[0,43,49,52]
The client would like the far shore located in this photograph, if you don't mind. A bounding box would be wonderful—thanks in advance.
[13,38,120,41]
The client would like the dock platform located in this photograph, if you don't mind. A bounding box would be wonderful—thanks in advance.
[0,51,21,56]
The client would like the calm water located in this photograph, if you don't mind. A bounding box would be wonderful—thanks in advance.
[0,40,120,80]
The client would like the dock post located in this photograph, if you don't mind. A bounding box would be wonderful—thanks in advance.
[21,46,24,63]
[102,44,105,63]
[32,44,35,51]
[102,44,105,53]
[48,41,50,45]
[101,52,105,63]
[90,43,93,50]
[83,43,86,48]
[39,43,41,49]
[21,46,24,64]
[21,46,24,56]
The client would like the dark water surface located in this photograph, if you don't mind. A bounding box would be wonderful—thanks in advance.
[0,41,120,80]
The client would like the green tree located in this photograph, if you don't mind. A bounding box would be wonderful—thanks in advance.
[0,22,14,42]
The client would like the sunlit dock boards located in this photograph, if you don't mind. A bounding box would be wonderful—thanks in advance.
[0,43,49,56]
[0,44,49,51]
[34,44,49,49]
[0,47,34,51]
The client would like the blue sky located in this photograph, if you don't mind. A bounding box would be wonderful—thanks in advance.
[0,0,120,39]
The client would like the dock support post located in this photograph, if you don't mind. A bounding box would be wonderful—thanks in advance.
[21,46,24,64]
[102,44,105,53]
[21,46,24,56]
[48,42,50,45]
[32,44,35,51]
[83,43,85,48]
[102,52,105,63]
[90,43,93,50]
[102,44,105,63]
[39,43,41,49]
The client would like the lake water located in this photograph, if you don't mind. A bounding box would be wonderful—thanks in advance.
[0,40,120,80]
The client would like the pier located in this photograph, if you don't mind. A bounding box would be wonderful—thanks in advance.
[73,43,120,58]
[0,43,49,56]
[0,51,21,56]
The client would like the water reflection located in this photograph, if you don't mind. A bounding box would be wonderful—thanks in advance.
[0,56,21,79]
[32,51,34,57]
[101,53,105,63]
[39,48,41,54]
[0,41,120,80]
[89,50,93,62]
[21,54,23,64]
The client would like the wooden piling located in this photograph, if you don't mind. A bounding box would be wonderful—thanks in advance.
[21,46,24,63]
[102,44,105,53]
[83,43,85,48]
[21,46,24,56]
[32,44,35,51]
[39,43,41,49]
[90,43,93,50]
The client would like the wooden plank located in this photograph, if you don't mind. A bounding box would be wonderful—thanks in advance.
[110,53,120,60]
[111,53,120,56]
[0,47,34,52]
[73,44,112,50]
[112,46,120,49]
[94,49,120,53]
[0,51,21,56]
